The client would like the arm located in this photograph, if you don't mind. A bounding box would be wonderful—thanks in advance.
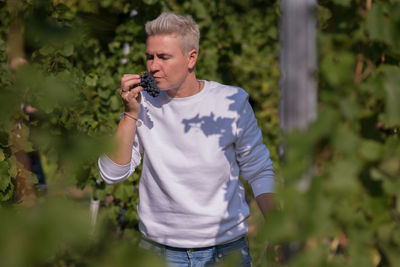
[107,74,143,165]
[255,193,275,218]
[98,74,143,184]
[234,92,276,215]
[108,112,139,165]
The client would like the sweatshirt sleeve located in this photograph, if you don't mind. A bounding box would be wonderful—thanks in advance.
[98,133,142,184]
[235,93,275,197]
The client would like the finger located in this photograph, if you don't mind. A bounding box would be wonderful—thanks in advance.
[121,74,140,82]
[128,86,144,99]
[120,86,143,102]
[121,74,141,87]
[121,79,141,92]
[119,87,129,95]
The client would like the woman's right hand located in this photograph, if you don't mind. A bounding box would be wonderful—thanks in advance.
[119,74,144,116]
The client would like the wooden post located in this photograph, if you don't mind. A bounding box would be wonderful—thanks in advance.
[279,0,317,133]
[276,0,318,261]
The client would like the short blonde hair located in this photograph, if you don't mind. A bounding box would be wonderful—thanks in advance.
[145,12,200,54]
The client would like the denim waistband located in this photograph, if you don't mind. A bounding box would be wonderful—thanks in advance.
[141,235,246,252]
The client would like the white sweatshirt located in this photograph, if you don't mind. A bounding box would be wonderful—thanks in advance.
[98,80,275,248]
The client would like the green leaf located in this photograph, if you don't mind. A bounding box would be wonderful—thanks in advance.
[333,0,351,7]
[378,223,395,244]
[90,121,99,129]
[98,88,111,99]
[329,159,361,192]
[0,183,14,201]
[143,0,158,5]
[339,97,359,122]
[393,229,400,246]
[8,156,17,178]
[365,3,395,45]
[62,44,74,57]
[93,187,107,201]
[309,106,339,139]
[359,140,384,162]
[39,46,56,55]
[0,161,10,191]
[114,183,135,202]
[370,168,388,181]
[383,66,400,127]
[361,196,389,219]
[379,157,399,178]
[124,209,139,223]
[333,125,359,155]
[110,95,120,111]
[383,179,400,195]
[85,75,98,87]
[320,51,356,86]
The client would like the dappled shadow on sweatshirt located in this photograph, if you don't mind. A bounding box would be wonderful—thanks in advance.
[182,112,234,137]
[178,89,253,244]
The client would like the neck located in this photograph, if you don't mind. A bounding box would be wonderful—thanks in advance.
[167,74,200,98]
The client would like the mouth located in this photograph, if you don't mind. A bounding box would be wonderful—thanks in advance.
[153,77,163,84]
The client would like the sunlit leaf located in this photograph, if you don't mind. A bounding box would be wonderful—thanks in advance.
[0,161,10,191]
[359,140,384,162]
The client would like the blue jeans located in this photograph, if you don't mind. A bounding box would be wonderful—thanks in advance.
[139,236,252,267]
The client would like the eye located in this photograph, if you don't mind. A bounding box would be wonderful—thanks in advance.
[146,54,153,60]
[158,54,171,60]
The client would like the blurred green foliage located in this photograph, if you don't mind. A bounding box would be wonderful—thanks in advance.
[255,0,400,266]
[0,0,279,266]
[1,0,399,266]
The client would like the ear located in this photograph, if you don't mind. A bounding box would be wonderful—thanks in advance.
[187,49,198,69]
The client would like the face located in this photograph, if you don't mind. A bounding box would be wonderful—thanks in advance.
[145,34,196,91]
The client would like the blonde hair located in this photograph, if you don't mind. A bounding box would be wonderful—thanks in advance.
[145,12,200,54]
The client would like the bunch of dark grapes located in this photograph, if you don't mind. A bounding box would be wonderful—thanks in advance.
[139,72,160,97]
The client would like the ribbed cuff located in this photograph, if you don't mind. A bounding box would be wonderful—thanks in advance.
[250,177,276,197]
[98,154,130,178]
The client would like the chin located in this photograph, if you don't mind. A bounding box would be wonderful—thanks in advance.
[158,86,169,91]
[157,83,172,91]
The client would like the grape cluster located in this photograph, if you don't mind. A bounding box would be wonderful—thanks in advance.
[139,72,160,97]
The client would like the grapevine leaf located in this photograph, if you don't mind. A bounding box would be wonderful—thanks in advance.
[39,46,56,55]
[370,168,388,181]
[329,159,361,193]
[339,97,359,122]
[0,161,10,191]
[365,3,394,45]
[0,182,14,201]
[383,66,400,127]
[93,187,107,201]
[85,75,98,87]
[8,156,17,178]
[110,95,120,111]
[333,125,359,155]
[320,51,355,86]
[98,88,111,99]
[379,156,400,178]
[114,183,135,203]
[142,0,158,4]
[359,140,384,162]
[383,178,400,195]
[124,209,139,223]
[333,0,351,7]
[62,43,74,57]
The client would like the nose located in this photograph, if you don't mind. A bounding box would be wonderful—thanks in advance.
[148,57,160,73]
